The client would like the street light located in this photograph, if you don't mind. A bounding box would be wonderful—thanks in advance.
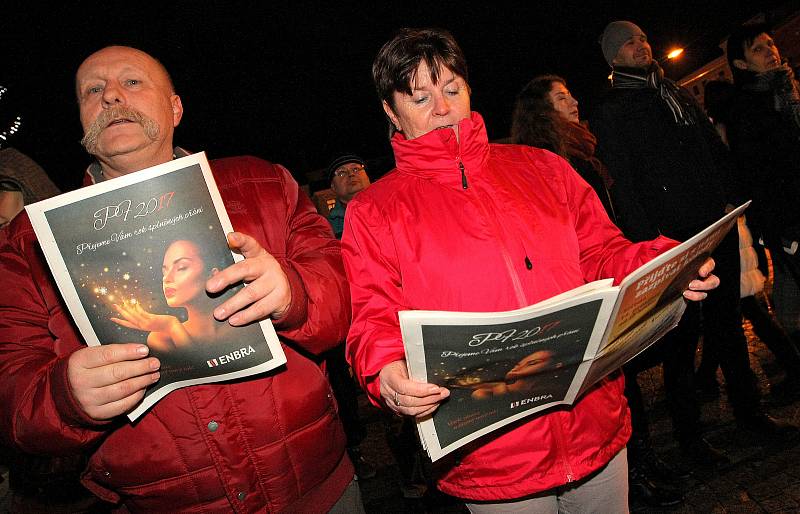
[667,48,684,60]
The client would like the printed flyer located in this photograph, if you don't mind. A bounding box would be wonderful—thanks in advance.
[25,152,286,420]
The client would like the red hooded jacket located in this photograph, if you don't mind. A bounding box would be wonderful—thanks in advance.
[342,112,676,500]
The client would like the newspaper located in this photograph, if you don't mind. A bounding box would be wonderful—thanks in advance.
[399,202,748,461]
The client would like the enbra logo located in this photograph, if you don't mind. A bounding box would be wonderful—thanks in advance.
[207,346,256,368]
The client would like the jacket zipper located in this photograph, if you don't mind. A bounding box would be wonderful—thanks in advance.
[550,412,575,483]
[459,160,468,189]
[463,171,529,306]
[455,133,526,304]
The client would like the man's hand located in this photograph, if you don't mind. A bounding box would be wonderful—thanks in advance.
[206,232,292,326]
[683,257,720,301]
[379,360,450,418]
[67,344,160,421]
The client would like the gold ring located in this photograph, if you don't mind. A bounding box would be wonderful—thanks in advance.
[394,391,401,406]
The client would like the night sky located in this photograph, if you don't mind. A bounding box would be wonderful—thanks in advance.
[2,1,790,192]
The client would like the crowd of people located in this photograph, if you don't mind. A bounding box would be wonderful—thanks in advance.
[0,16,798,514]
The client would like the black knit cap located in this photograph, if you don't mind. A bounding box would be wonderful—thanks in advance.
[327,154,366,183]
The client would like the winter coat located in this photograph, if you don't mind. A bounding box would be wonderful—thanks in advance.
[342,112,676,500]
[590,87,731,243]
[0,155,353,513]
[727,81,800,244]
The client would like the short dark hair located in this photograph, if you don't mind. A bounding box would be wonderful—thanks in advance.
[510,75,570,157]
[726,23,772,83]
[372,28,468,132]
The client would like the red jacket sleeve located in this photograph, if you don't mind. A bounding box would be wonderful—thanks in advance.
[212,157,350,355]
[269,163,351,353]
[556,158,679,281]
[0,218,109,455]
[340,199,405,407]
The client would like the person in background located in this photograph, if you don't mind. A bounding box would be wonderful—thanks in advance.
[0,147,60,227]
[327,154,371,239]
[322,153,377,480]
[511,74,615,219]
[512,73,682,509]
[343,27,718,513]
[0,45,361,513]
[591,22,796,480]
[700,75,800,401]
[726,23,800,350]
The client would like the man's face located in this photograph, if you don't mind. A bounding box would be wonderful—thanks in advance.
[613,34,653,69]
[76,46,183,177]
[735,33,782,74]
[330,162,370,203]
[382,61,471,141]
[0,190,23,228]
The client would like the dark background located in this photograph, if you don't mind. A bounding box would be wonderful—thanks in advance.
[1,1,790,192]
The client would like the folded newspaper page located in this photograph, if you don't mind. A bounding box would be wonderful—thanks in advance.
[399,202,748,461]
[25,152,286,420]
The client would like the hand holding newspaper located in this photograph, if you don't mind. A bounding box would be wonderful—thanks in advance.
[25,153,286,420]
[399,202,748,461]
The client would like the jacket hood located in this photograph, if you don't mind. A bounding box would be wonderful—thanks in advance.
[390,111,490,186]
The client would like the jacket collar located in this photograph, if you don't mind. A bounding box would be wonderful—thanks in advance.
[390,111,490,185]
[84,146,191,185]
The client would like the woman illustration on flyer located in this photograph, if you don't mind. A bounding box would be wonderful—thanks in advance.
[110,238,235,351]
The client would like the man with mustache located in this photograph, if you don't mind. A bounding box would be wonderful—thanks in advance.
[590,20,796,508]
[726,23,800,349]
[0,46,362,513]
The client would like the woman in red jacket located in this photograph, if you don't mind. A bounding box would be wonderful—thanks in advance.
[342,28,718,512]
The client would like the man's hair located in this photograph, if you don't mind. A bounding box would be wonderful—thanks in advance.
[372,27,468,127]
[726,23,773,82]
[510,75,572,158]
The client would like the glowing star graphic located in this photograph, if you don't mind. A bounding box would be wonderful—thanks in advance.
[123,273,130,280]
[98,287,108,295]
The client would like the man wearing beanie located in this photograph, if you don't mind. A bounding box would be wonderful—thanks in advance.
[326,154,371,239]
[590,19,797,508]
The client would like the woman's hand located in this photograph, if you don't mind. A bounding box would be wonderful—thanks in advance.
[379,360,450,418]
[110,301,181,333]
[683,257,720,302]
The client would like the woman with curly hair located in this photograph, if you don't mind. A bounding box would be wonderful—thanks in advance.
[511,75,615,219]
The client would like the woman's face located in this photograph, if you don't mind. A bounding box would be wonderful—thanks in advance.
[383,60,471,141]
[162,240,206,307]
[506,350,554,381]
[547,81,579,123]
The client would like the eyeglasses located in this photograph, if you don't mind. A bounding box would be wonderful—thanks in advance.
[333,165,366,178]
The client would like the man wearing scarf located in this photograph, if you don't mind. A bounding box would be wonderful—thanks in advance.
[590,20,796,478]
[726,23,800,344]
